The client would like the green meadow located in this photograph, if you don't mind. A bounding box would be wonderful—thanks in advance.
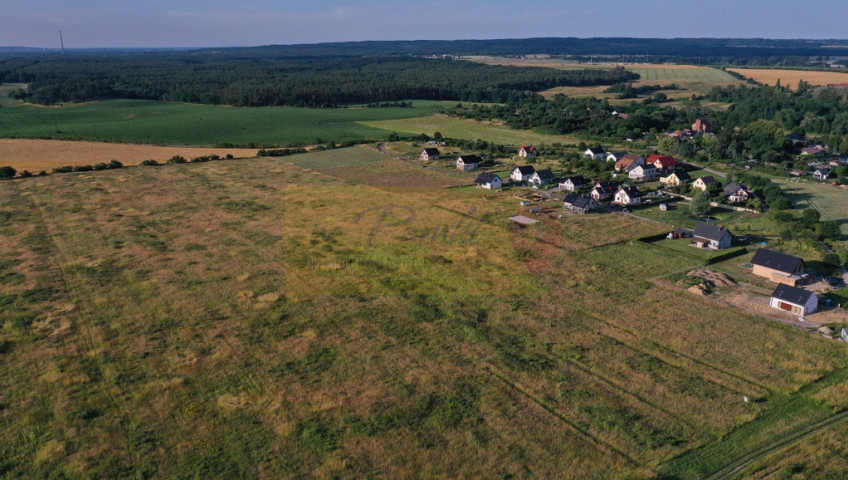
[0,98,432,146]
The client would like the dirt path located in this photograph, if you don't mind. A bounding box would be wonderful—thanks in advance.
[706,409,848,480]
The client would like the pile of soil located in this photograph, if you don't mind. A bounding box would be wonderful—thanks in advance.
[687,269,736,287]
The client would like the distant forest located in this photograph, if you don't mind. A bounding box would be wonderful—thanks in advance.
[0,56,638,107]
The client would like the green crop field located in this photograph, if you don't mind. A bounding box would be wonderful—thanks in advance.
[2,149,848,478]
[781,178,848,235]
[0,97,431,146]
[360,114,580,146]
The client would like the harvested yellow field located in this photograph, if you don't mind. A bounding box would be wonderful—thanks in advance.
[728,68,848,87]
[0,139,257,171]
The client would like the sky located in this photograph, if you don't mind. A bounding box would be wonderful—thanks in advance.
[2,0,848,49]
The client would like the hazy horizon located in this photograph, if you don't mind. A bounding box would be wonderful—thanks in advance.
[3,0,848,49]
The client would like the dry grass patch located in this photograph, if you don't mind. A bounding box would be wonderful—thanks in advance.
[729,68,848,87]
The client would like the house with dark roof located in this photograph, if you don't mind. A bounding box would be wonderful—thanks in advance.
[510,165,536,182]
[613,186,642,205]
[456,155,482,171]
[420,148,441,161]
[475,172,502,189]
[659,169,691,186]
[590,180,619,200]
[530,169,555,188]
[692,176,718,191]
[559,176,589,192]
[751,249,807,286]
[721,181,752,203]
[801,146,826,156]
[692,223,731,250]
[770,284,818,316]
[628,164,659,181]
[584,147,605,160]
[605,151,627,162]
[563,193,597,214]
[813,167,833,181]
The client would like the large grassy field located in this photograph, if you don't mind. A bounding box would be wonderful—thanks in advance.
[780,178,848,235]
[360,114,580,146]
[2,147,848,478]
[0,97,430,146]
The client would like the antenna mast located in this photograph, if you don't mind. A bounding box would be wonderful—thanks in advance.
[59,30,65,55]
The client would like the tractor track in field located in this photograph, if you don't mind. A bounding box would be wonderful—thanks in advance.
[706,409,848,480]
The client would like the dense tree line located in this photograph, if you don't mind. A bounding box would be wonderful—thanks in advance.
[3,56,638,107]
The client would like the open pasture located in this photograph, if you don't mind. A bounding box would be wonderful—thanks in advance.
[2,147,848,478]
[0,97,428,146]
[728,67,848,87]
[780,178,848,234]
[360,114,579,145]
[0,139,258,171]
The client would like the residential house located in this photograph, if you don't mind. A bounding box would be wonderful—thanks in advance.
[614,154,644,172]
[770,284,818,316]
[813,167,833,181]
[510,165,536,183]
[456,155,481,171]
[420,148,441,161]
[801,146,826,156]
[590,180,619,200]
[721,181,752,203]
[518,145,538,157]
[628,164,659,181]
[563,193,598,214]
[692,118,712,134]
[530,169,555,188]
[559,176,589,192]
[660,169,692,186]
[613,186,642,205]
[750,249,807,286]
[606,151,627,163]
[785,132,805,146]
[584,147,605,160]
[647,154,677,172]
[475,172,502,190]
[692,175,718,191]
[692,223,732,250]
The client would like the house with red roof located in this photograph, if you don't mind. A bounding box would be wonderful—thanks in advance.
[647,154,677,172]
[518,145,537,157]
[692,118,712,134]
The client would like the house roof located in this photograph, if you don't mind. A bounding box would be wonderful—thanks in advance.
[771,284,816,306]
[593,180,619,193]
[633,164,657,172]
[513,165,536,175]
[573,195,595,209]
[586,147,605,155]
[534,169,555,181]
[751,249,805,274]
[563,192,580,205]
[564,175,588,185]
[697,176,718,185]
[519,145,537,153]
[619,186,642,198]
[694,223,729,241]
[692,118,711,131]
[607,151,627,159]
[814,167,832,175]
[423,148,441,155]
[664,169,691,181]
[475,172,501,185]
[722,181,749,197]
[509,215,540,225]
[458,155,482,164]
[648,154,676,168]
[801,147,825,155]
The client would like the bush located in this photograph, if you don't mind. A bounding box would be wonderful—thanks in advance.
[0,166,16,179]
[19,170,33,178]
[140,159,159,166]
[225,154,234,159]
[108,160,123,169]
[93,162,109,171]
[167,155,186,164]
[38,171,47,176]
[73,165,93,172]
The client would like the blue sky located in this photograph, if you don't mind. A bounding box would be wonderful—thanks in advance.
[3,0,848,48]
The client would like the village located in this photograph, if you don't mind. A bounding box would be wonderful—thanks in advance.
[414,118,848,340]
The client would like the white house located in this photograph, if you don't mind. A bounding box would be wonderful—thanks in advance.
[628,164,659,181]
[584,147,605,160]
[605,151,627,163]
[721,181,752,203]
[559,176,589,192]
[475,172,502,189]
[456,155,481,171]
[770,284,818,316]
[659,170,691,186]
[420,148,441,161]
[518,145,537,157]
[614,154,644,172]
[692,176,718,192]
[613,186,642,205]
[692,223,732,250]
[511,165,536,182]
[530,169,555,188]
[813,167,832,181]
